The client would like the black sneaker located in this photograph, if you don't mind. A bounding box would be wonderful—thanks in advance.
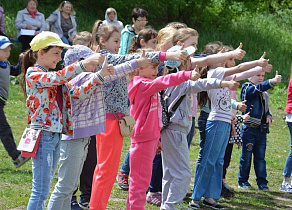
[79,198,89,210]
[203,200,225,209]
[221,185,235,198]
[258,185,269,191]
[13,155,30,168]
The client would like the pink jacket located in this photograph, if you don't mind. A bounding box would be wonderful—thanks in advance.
[128,71,191,143]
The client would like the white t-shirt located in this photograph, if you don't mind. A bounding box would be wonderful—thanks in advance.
[207,67,232,123]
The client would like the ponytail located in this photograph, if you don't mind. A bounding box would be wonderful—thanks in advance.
[90,20,103,50]
[20,49,37,95]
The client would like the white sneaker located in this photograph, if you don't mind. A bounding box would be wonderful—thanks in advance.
[279,182,292,192]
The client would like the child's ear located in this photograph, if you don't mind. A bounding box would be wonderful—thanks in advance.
[140,39,146,48]
[99,37,106,46]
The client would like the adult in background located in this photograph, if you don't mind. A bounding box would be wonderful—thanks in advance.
[102,8,123,32]
[15,0,46,52]
[46,1,77,46]
[118,8,148,55]
[0,0,5,36]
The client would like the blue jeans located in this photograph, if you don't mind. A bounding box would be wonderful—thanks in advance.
[149,153,163,192]
[47,137,90,210]
[238,125,268,186]
[187,117,196,148]
[283,122,292,177]
[27,131,61,210]
[61,36,72,60]
[121,150,130,175]
[192,120,230,200]
[195,111,209,173]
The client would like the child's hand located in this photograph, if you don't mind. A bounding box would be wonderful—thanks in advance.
[99,57,114,77]
[231,124,236,136]
[257,52,269,68]
[166,44,188,63]
[190,65,200,81]
[231,117,237,124]
[232,43,246,60]
[156,143,163,154]
[263,63,272,73]
[222,75,239,91]
[83,53,105,70]
[272,71,282,84]
[267,117,272,126]
[242,112,250,121]
[237,100,247,112]
[137,50,151,68]
[237,142,242,149]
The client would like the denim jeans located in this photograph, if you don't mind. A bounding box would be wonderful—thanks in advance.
[192,120,230,200]
[283,122,292,177]
[61,36,72,60]
[187,117,196,148]
[238,125,268,186]
[47,137,90,210]
[27,131,61,210]
[149,153,163,192]
[121,150,130,175]
[195,111,209,174]
[0,102,20,160]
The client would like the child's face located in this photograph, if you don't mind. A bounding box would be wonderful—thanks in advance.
[180,36,198,50]
[0,46,11,62]
[226,58,235,68]
[108,12,115,21]
[102,31,120,54]
[142,37,157,50]
[250,72,265,84]
[139,64,159,80]
[39,47,62,69]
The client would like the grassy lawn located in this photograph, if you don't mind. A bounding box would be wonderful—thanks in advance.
[1,83,292,209]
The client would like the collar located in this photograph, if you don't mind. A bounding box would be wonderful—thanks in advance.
[27,8,38,18]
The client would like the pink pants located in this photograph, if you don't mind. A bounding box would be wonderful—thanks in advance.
[126,138,158,210]
[90,119,123,210]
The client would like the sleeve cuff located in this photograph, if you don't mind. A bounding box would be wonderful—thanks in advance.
[159,52,167,62]
[79,61,86,71]
[130,60,139,69]
[231,99,239,110]
[268,79,275,87]
[96,72,105,83]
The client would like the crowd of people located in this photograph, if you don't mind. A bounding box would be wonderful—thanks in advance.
[0,0,291,210]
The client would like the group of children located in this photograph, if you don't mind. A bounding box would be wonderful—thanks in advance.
[0,4,289,210]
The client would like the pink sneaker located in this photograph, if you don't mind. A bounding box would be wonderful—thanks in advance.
[146,192,161,206]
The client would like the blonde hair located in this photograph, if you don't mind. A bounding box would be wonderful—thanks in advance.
[172,27,198,46]
[57,1,76,15]
[73,31,92,46]
[106,8,116,14]
[155,27,177,51]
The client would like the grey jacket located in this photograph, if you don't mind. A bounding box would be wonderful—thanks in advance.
[15,8,46,38]
[46,10,77,38]
[102,8,124,31]
[165,78,221,133]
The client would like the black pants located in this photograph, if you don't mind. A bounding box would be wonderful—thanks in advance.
[73,135,97,201]
[18,35,34,52]
[0,101,20,160]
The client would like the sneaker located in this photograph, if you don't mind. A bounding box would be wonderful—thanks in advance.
[189,200,200,209]
[71,199,82,210]
[238,182,254,190]
[202,200,225,209]
[79,198,89,210]
[258,185,269,191]
[279,182,292,192]
[146,192,161,206]
[221,185,235,198]
[13,155,30,168]
[116,171,129,191]
[178,203,193,210]
[224,182,232,190]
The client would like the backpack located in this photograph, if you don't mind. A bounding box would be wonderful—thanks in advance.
[159,90,186,130]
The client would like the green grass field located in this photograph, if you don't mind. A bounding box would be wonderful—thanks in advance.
[1,82,292,209]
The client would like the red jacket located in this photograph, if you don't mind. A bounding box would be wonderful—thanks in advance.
[285,79,292,114]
